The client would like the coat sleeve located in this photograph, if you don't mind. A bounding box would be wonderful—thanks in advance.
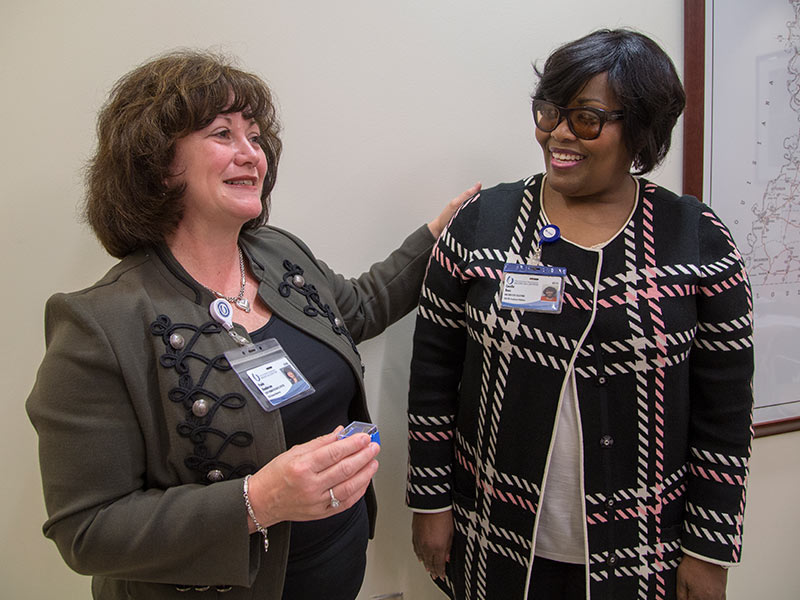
[406,196,478,511]
[682,206,755,565]
[26,292,259,587]
[316,224,437,343]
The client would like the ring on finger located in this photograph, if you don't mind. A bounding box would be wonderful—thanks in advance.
[329,488,340,509]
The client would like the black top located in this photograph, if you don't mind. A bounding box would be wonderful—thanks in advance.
[251,315,369,599]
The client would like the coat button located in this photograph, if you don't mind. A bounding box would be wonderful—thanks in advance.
[192,398,210,418]
[597,376,607,385]
[606,554,618,566]
[169,333,185,350]
[292,274,305,287]
[207,469,224,483]
[600,435,614,448]
[605,497,615,508]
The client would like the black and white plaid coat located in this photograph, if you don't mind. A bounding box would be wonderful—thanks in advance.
[406,174,754,600]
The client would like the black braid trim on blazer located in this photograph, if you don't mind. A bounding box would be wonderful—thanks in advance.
[278,260,360,357]
[150,315,256,484]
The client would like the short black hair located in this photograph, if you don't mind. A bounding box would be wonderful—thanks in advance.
[533,29,685,175]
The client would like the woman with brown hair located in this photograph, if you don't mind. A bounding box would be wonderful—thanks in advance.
[26,49,477,599]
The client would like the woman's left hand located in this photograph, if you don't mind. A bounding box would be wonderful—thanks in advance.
[427,182,481,238]
[412,510,453,580]
[676,554,728,600]
[245,428,379,527]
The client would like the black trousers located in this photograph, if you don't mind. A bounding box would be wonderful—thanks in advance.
[281,500,369,600]
[527,557,587,600]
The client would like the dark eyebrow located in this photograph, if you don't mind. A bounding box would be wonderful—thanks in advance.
[211,115,259,130]
[573,97,609,107]
[572,94,621,111]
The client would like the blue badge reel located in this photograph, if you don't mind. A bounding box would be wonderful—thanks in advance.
[539,224,560,244]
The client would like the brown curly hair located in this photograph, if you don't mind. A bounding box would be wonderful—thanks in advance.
[85,49,282,258]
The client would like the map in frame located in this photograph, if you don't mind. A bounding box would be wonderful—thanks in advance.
[706,0,800,426]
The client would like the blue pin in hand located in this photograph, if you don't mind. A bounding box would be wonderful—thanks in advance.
[338,421,381,445]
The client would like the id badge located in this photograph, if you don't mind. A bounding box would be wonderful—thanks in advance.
[500,263,567,314]
[225,339,314,411]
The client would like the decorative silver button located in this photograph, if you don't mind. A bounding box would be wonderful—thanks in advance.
[175,585,192,592]
[216,586,233,593]
[169,333,185,350]
[207,469,224,482]
[192,398,210,418]
[605,498,615,508]
[606,554,618,566]
[292,274,305,287]
[600,435,614,448]
[333,317,343,328]
[194,586,210,592]
[598,376,607,385]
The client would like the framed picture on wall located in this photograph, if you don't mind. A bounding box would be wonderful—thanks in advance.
[683,0,800,437]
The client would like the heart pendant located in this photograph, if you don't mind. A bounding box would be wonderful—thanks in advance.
[235,297,251,313]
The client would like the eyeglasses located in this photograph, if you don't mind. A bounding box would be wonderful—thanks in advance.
[532,99,624,140]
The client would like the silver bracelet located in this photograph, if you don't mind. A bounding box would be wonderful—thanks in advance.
[243,475,269,552]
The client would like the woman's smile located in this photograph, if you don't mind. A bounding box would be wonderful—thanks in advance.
[548,148,586,167]
[169,111,267,230]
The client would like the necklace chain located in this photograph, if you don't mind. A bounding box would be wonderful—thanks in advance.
[204,246,251,312]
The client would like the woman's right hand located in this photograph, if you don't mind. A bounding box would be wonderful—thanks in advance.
[412,510,454,580]
[245,427,380,529]
[427,183,481,239]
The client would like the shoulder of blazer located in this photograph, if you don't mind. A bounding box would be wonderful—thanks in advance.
[240,226,322,269]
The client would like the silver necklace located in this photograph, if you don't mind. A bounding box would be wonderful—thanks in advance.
[205,246,251,313]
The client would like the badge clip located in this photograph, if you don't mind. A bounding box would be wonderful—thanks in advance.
[210,298,250,346]
[532,224,561,266]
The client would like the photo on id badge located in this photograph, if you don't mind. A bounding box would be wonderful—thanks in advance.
[500,263,566,314]
[250,359,312,407]
[224,339,314,412]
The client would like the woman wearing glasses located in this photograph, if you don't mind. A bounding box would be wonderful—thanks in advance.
[407,29,753,600]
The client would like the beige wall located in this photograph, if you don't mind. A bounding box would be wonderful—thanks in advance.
[1,1,796,597]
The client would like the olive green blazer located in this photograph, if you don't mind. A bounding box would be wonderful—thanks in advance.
[27,224,435,599]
